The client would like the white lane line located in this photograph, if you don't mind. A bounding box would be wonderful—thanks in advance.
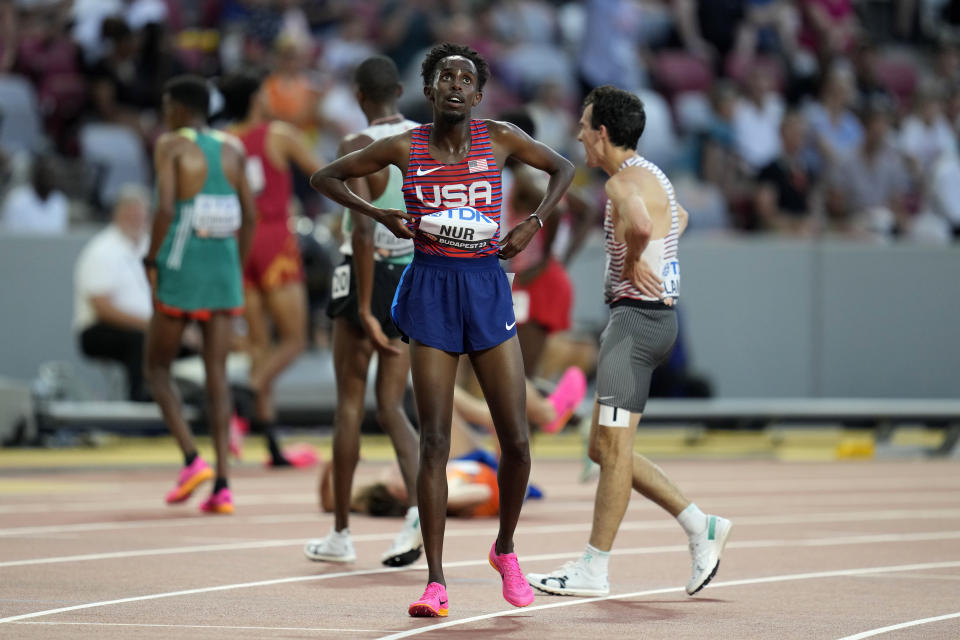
[834,611,960,640]
[13,621,402,634]
[0,494,316,515]
[3,506,960,539]
[0,532,957,624]
[2,474,956,516]
[375,561,960,640]
[5,510,960,569]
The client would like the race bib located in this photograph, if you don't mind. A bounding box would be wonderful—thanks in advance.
[191,194,241,238]
[245,156,266,196]
[373,222,414,259]
[662,260,680,297]
[418,207,497,251]
[331,263,350,300]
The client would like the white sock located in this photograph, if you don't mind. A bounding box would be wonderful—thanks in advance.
[406,506,419,521]
[677,503,707,537]
[582,543,610,577]
[334,527,350,537]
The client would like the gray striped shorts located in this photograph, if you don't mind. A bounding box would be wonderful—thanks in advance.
[596,303,678,414]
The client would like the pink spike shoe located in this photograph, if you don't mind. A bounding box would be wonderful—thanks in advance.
[164,456,213,504]
[542,366,587,434]
[489,542,535,607]
[199,487,234,514]
[408,582,449,617]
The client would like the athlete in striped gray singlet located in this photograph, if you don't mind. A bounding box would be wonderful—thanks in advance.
[527,85,733,601]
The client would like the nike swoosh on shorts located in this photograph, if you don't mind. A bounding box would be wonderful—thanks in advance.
[506,321,517,330]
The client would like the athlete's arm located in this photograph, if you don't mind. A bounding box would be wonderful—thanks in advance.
[487,121,575,260]
[309,134,415,239]
[223,135,256,265]
[145,133,179,295]
[606,172,663,300]
[271,121,324,176]
[337,134,400,355]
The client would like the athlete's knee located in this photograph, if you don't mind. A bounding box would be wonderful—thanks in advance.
[281,329,307,355]
[374,403,406,431]
[498,431,531,466]
[589,426,630,466]
[418,428,450,466]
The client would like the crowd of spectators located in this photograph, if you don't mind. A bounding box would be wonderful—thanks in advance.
[1,0,960,245]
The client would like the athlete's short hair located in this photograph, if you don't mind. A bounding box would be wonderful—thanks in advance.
[163,75,210,116]
[355,483,407,518]
[354,55,401,103]
[583,85,646,150]
[497,109,536,138]
[218,69,267,121]
[421,42,489,90]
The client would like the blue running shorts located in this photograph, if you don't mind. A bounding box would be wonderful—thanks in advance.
[391,252,517,354]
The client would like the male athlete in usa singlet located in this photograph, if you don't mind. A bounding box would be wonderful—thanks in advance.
[309,43,575,618]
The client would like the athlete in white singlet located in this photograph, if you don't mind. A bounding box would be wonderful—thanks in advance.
[527,85,732,599]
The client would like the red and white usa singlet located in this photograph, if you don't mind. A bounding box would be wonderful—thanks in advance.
[402,120,503,258]
[604,154,680,305]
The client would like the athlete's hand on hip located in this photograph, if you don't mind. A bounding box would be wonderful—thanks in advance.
[360,311,402,356]
[630,256,665,300]
[497,217,538,260]
[377,208,417,240]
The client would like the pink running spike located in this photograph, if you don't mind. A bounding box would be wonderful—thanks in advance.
[489,542,535,607]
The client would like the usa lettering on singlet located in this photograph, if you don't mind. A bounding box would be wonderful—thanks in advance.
[604,154,680,304]
[402,120,503,258]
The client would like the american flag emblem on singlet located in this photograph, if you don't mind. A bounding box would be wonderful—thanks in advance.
[403,121,502,258]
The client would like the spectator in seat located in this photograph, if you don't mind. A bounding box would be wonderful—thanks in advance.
[73,184,155,401]
[825,106,910,239]
[1,155,69,234]
[755,110,819,234]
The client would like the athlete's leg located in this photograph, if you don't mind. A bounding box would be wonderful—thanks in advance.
[585,402,642,550]
[524,379,556,428]
[330,317,373,531]
[590,405,690,516]
[251,282,308,421]
[373,339,419,504]
[468,337,529,555]
[200,314,235,483]
[409,340,459,586]
[144,313,192,454]
[516,322,548,377]
[243,285,270,393]
[630,452,691,516]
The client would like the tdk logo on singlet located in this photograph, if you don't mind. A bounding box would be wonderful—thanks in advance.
[415,182,493,209]
[420,206,498,250]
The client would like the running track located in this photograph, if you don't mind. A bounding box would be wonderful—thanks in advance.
[1,458,959,639]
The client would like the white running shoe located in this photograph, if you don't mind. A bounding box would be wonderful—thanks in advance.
[304,528,356,563]
[381,507,423,567]
[526,560,610,597]
[686,515,732,595]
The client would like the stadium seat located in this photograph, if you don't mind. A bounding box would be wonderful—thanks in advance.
[873,54,918,109]
[651,51,714,101]
[0,74,48,154]
[78,123,149,209]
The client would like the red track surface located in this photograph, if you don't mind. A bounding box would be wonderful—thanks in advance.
[1,459,959,639]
